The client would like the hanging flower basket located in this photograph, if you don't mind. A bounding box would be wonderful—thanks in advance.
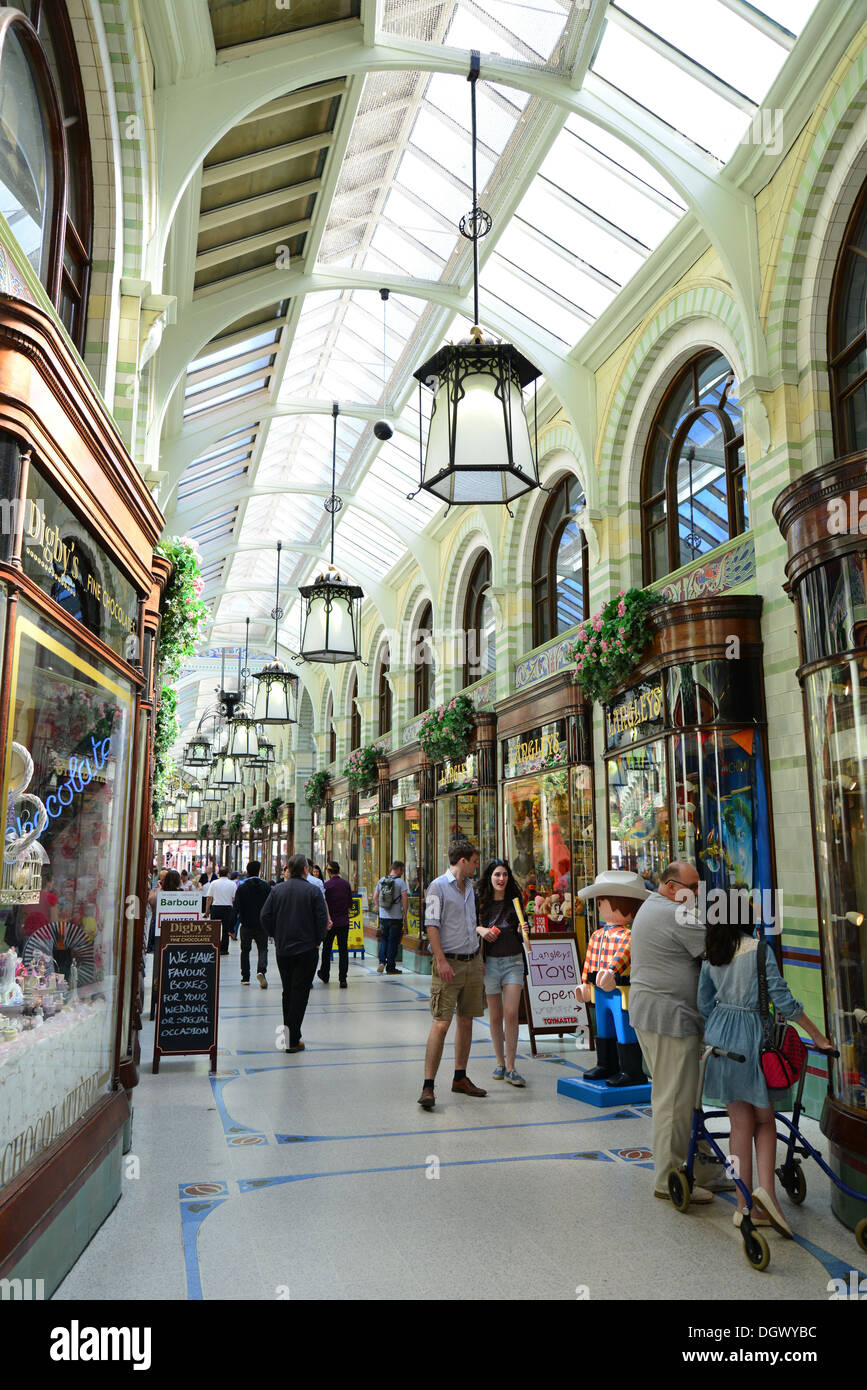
[268,797,284,823]
[213,819,226,838]
[568,588,661,704]
[199,823,210,839]
[418,694,474,764]
[344,744,380,791]
[250,807,266,833]
[228,813,243,836]
[304,770,330,810]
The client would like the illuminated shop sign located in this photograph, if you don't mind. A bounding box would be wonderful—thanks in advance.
[21,464,139,661]
[391,774,420,808]
[436,753,478,795]
[13,735,113,838]
[502,719,569,780]
[605,680,665,751]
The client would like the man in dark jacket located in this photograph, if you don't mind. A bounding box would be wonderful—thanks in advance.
[261,854,328,1053]
[318,861,354,988]
[234,859,272,988]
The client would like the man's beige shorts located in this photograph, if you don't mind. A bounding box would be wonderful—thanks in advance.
[430,953,485,1021]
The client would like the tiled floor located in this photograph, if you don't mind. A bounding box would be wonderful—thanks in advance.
[54,951,866,1302]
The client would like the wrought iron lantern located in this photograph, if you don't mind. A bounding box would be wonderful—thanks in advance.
[299,403,364,663]
[251,543,299,721]
[410,53,541,509]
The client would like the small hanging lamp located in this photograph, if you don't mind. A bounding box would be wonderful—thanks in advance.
[299,402,364,663]
[252,542,300,723]
[411,52,542,509]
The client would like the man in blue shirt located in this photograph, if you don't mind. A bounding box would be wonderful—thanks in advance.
[418,839,485,1110]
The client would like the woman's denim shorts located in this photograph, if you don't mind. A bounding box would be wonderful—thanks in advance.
[484,953,524,994]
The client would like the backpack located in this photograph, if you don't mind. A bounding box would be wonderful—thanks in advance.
[379,876,397,910]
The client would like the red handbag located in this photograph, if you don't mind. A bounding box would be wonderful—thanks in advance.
[757,940,807,1090]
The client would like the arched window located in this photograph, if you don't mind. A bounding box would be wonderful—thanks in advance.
[830,178,867,456]
[326,692,336,764]
[377,644,392,736]
[641,350,746,584]
[348,671,361,752]
[463,551,496,686]
[0,3,93,351]
[532,475,588,647]
[413,602,435,716]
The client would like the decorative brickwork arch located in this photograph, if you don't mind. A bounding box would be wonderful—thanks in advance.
[598,285,749,513]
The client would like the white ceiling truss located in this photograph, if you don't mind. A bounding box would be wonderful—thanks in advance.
[142,0,861,744]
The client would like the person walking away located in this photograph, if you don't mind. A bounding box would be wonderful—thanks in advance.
[261,854,328,1053]
[318,861,354,987]
[418,839,486,1110]
[375,860,409,974]
[700,920,831,1236]
[477,859,527,1087]
[630,861,732,1203]
[234,860,272,988]
[206,868,238,956]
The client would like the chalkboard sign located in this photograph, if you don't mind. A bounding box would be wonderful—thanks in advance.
[522,933,589,1056]
[153,918,221,1073]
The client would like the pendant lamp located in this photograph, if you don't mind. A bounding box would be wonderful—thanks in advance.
[411,52,542,509]
[252,542,299,723]
[299,403,364,663]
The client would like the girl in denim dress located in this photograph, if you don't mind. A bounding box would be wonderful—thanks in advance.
[699,922,831,1236]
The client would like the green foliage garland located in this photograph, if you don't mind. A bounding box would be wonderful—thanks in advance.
[268,797,284,823]
[568,588,660,704]
[250,807,267,833]
[199,823,210,839]
[213,819,226,838]
[228,813,243,835]
[152,536,209,825]
[418,693,474,764]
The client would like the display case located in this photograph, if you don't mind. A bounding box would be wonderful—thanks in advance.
[775,456,867,1225]
[497,678,594,953]
[602,597,774,917]
[433,712,498,875]
[0,297,162,1290]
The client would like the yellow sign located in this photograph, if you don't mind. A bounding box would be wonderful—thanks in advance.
[606,682,663,742]
[348,895,364,950]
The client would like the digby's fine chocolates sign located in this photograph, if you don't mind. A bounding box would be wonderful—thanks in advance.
[21,464,139,661]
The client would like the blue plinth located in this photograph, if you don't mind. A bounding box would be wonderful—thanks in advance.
[557,1074,652,1107]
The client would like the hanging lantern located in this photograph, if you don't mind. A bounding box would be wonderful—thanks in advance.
[299,403,364,663]
[211,753,242,787]
[175,789,189,815]
[227,711,260,759]
[187,785,203,811]
[253,659,298,724]
[299,573,364,664]
[184,736,211,767]
[410,52,541,510]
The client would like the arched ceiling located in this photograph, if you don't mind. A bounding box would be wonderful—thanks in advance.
[142,0,845,743]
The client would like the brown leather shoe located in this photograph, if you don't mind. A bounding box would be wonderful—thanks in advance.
[451,1076,487,1096]
[418,1089,435,1110]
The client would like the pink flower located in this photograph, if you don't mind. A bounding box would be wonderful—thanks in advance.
[619,626,626,636]
[618,589,625,597]
[617,602,625,617]
[592,615,602,631]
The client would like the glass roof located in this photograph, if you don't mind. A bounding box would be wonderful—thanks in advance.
[165,0,823,706]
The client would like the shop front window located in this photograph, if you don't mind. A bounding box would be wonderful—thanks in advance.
[503,767,593,941]
[0,602,133,1190]
[393,805,421,935]
[671,728,773,921]
[805,659,867,1114]
[357,811,380,922]
[608,740,670,888]
[332,796,350,887]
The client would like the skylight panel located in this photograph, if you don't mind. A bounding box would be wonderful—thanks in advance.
[482,256,592,344]
[538,139,682,248]
[370,223,444,278]
[424,74,519,155]
[592,23,752,161]
[396,149,476,228]
[183,378,270,418]
[503,210,643,295]
[563,114,687,206]
[383,186,455,261]
[186,355,274,399]
[615,0,787,104]
[445,6,527,64]
[743,0,814,36]
[512,184,644,285]
[409,108,493,189]
[192,329,279,374]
